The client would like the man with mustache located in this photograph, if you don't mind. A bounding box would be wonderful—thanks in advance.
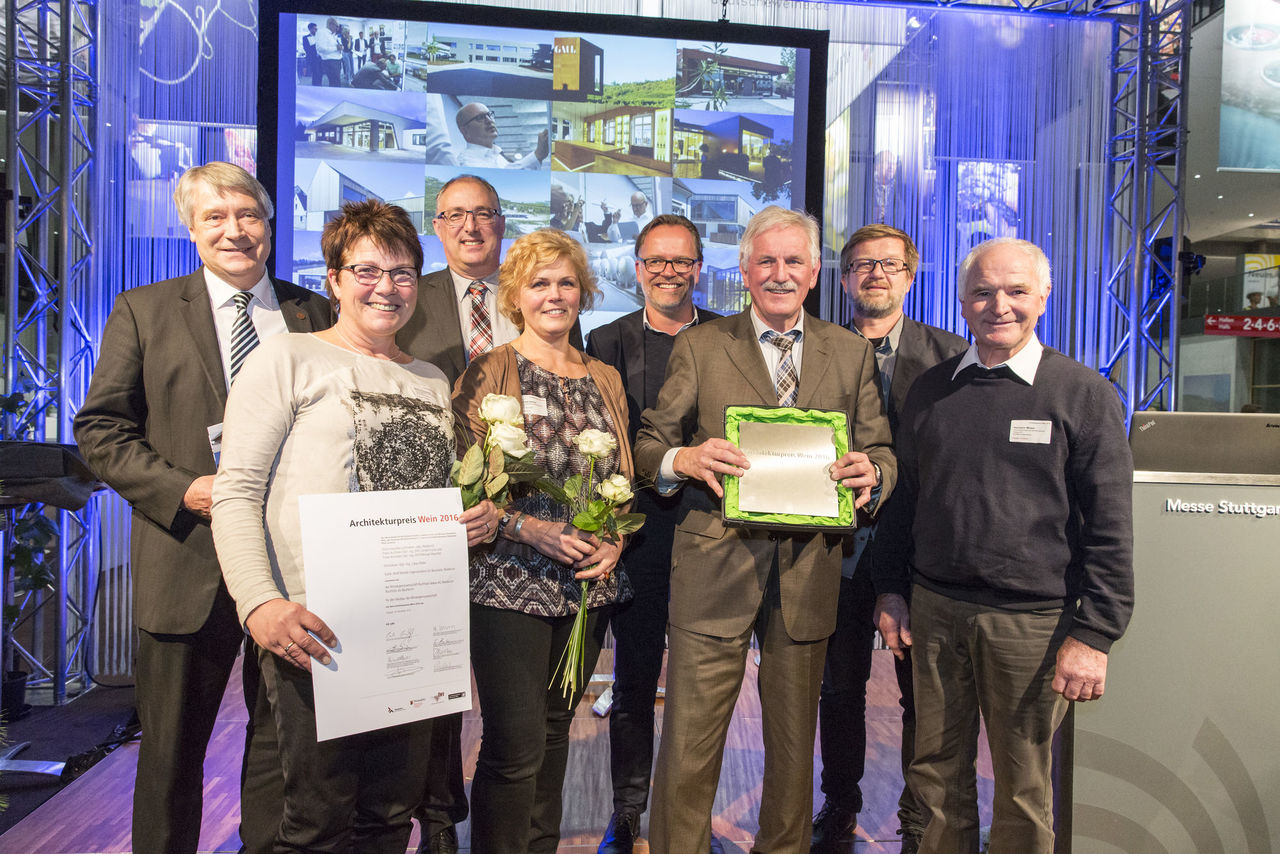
[635,206,896,852]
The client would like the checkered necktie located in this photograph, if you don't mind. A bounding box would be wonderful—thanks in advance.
[467,281,492,362]
[763,329,800,406]
[229,291,260,382]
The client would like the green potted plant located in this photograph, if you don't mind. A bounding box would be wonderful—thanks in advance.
[2,504,57,720]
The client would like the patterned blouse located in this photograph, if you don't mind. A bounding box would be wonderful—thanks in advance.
[469,352,633,616]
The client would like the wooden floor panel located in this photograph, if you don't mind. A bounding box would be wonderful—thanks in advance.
[0,650,993,852]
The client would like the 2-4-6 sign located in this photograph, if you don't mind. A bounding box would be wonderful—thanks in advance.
[1204,314,1280,338]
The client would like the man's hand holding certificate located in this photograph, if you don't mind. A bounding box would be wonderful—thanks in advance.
[717,406,872,531]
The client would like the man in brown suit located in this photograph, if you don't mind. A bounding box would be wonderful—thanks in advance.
[74,162,331,854]
[634,207,896,853]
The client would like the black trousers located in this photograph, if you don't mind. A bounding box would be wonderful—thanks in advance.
[240,639,286,854]
[132,586,243,854]
[817,569,923,832]
[413,711,469,836]
[469,603,608,854]
[259,646,433,853]
[606,550,670,814]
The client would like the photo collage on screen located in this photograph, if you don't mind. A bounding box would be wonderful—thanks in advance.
[287,15,803,327]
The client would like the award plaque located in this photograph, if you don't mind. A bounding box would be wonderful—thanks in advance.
[722,405,855,531]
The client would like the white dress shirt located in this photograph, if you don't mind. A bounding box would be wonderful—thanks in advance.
[458,142,542,170]
[205,269,289,390]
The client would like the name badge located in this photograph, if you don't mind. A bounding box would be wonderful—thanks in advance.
[522,395,548,418]
[207,422,224,465]
[1009,420,1052,444]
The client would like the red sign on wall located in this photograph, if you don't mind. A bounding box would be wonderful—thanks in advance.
[1204,314,1280,339]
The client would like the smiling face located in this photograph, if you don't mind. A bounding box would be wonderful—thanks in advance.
[636,224,700,322]
[433,178,504,279]
[959,242,1050,365]
[456,103,498,148]
[186,182,272,290]
[742,225,819,332]
[327,236,418,343]
[841,235,914,321]
[518,256,581,342]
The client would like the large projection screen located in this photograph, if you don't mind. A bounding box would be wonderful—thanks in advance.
[258,1,828,334]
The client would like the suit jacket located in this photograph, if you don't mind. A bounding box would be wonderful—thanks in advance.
[73,269,332,635]
[884,316,968,434]
[584,306,722,443]
[633,309,896,642]
[398,267,583,388]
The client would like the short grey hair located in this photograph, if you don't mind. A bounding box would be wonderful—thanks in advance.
[957,237,1052,298]
[739,206,820,269]
[173,161,274,228]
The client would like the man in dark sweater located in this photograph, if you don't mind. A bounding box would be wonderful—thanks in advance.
[812,225,966,854]
[872,238,1134,854]
[585,214,723,854]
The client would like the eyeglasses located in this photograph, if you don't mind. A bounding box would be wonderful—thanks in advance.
[462,110,495,125]
[640,257,698,274]
[844,257,908,276]
[434,207,501,226]
[339,264,418,287]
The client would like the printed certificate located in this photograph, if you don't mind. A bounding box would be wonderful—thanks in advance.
[299,488,472,741]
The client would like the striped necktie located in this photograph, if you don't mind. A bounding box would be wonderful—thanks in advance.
[229,291,260,382]
[763,329,801,406]
[467,281,492,361]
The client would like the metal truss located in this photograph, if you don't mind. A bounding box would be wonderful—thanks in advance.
[1101,0,1188,419]
[815,0,1144,19]
[3,0,99,703]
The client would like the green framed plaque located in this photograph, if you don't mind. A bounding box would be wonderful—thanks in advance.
[722,405,855,531]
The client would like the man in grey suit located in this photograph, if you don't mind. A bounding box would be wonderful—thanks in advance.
[395,173,580,854]
[634,207,896,853]
[73,162,331,854]
[585,214,722,854]
[812,224,966,854]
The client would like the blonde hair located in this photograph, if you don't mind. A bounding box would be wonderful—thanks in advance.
[497,229,598,330]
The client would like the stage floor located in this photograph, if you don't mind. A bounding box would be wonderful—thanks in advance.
[0,649,993,852]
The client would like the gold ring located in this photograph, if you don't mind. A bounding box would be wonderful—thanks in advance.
[283,641,296,654]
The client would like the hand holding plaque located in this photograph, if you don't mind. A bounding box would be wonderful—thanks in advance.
[722,405,856,531]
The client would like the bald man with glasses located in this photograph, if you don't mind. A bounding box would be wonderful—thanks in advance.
[455,101,549,170]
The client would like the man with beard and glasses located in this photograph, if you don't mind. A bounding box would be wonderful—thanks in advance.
[586,215,723,853]
[634,206,896,853]
[811,224,966,854]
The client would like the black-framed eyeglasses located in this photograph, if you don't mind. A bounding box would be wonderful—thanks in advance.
[462,110,495,125]
[640,257,697,274]
[844,257,908,276]
[434,207,501,226]
[339,264,418,287]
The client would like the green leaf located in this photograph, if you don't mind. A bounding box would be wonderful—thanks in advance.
[456,444,484,486]
[572,509,604,532]
[563,474,584,501]
[488,445,505,476]
[460,483,482,509]
[484,472,509,498]
[536,477,572,505]
[504,454,548,484]
[613,513,646,536]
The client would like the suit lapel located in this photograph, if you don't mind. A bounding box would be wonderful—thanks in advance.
[724,310,777,404]
[180,268,229,409]
[795,315,832,409]
[890,317,924,420]
[432,270,468,381]
[273,278,322,332]
[620,311,646,398]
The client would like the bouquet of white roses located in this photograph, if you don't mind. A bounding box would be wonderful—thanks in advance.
[452,394,548,518]
[538,427,645,706]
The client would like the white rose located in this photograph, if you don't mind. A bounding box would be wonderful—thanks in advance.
[487,422,530,456]
[597,474,633,504]
[478,393,523,426]
[574,428,617,459]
